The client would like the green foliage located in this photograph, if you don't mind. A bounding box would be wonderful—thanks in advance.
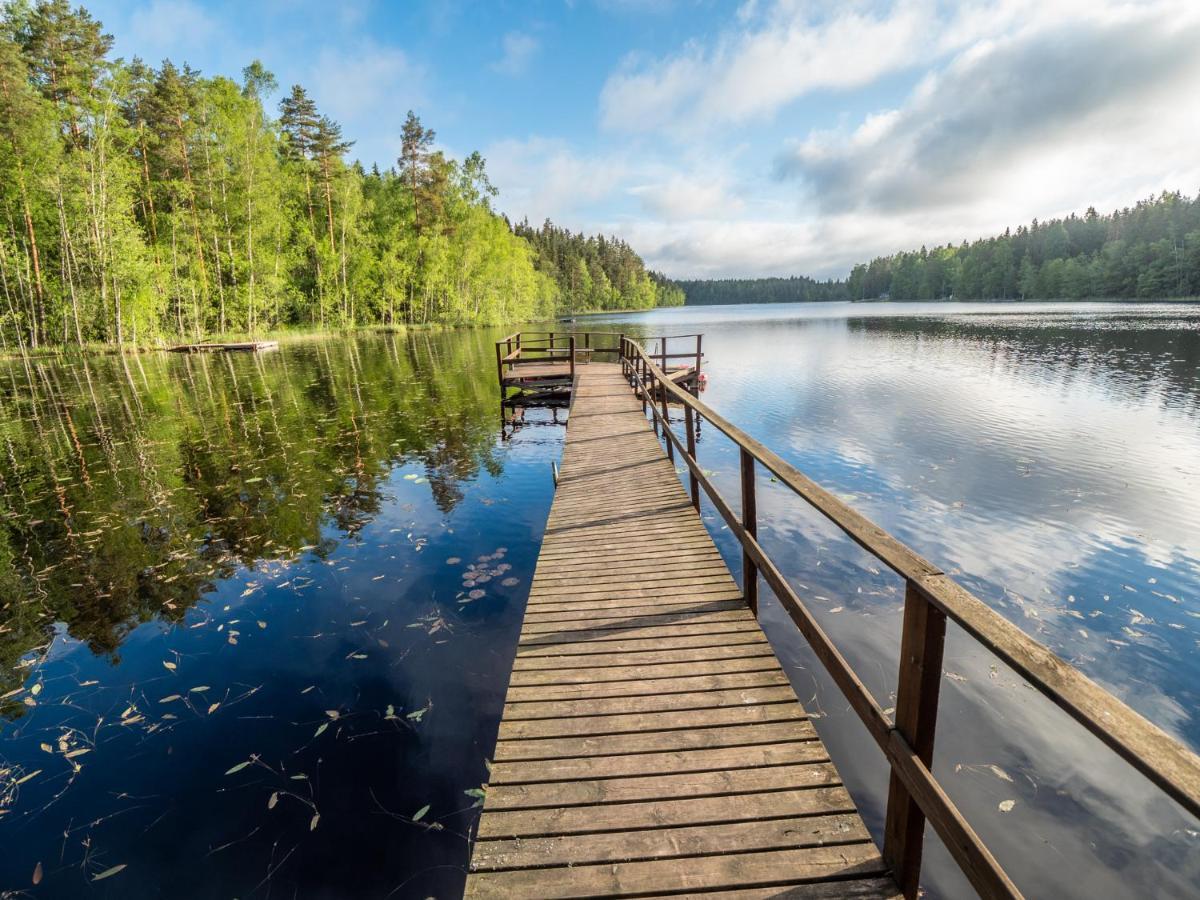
[845,194,1200,301]
[0,2,679,347]
[512,219,683,312]
[674,276,845,305]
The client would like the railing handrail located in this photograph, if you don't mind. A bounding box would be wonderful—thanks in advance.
[619,335,1200,900]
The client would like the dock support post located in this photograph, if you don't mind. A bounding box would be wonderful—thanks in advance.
[695,334,703,392]
[569,336,576,386]
[685,404,699,511]
[495,340,505,401]
[883,580,947,899]
[739,448,758,615]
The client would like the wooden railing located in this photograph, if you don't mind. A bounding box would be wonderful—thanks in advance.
[496,331,703,397]
[619,337,1200,900]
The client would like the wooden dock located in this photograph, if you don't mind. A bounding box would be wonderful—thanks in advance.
[167,340,279,353]
[473,333,1200,900]
[466,363,898,898]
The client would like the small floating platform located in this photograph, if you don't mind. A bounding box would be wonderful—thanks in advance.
[167,340,279,353]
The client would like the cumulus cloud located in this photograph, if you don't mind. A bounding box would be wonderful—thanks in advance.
[493,31,540,76]
[777,5,1200,217]
[127,0,218,56]
[485,137,633,224]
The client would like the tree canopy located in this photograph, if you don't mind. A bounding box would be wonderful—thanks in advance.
[0,1,676,349]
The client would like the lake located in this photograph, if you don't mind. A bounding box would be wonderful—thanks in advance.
[1,302,1198,897]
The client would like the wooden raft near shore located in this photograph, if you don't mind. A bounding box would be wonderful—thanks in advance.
[467,335,1200,899]
[166,340,279,353]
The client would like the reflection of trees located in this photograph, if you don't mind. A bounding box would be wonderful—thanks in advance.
[850,314,1200,411]
[0,333,504,706]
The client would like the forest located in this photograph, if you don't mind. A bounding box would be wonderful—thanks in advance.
[674,275,846,306]
[0,2,677,351]
[677,191,1200,305]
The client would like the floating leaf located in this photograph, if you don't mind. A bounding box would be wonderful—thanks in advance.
[268,792,279,809]
[207,702,221,715]
[162,660,177,671]
[989,765,1013,783]
[998,799,1016,813]
[64,748,91,759]
[159,694,181,703]
[412,804,430,822]
[225,760,252,775]
[92,864,127,881]
[189,685,210,693]
[39,743,53,754]
[32,861,42,885]
[15,769,42,785]
[30,683,42,696]
[310,813,320,831]
[314,722,329,738]
[324,710,340,719]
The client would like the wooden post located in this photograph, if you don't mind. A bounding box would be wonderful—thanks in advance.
[661,376,673,462]
[740,448,758,615]
[640,355,648,415]
[883,581,948,899]
[569,335,576,386]
[685,404,699,511]
[662,336,668,372]
[495,341,505,400]
[585,332,591,349]
[695,333,703,391]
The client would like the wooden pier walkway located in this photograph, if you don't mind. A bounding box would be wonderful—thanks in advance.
[466,364,898,898]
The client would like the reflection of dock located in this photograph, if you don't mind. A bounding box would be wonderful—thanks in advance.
[167,340,279,353]
[470,337,1200,898]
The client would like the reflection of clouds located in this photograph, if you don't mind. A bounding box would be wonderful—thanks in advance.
[647,302,1200,898]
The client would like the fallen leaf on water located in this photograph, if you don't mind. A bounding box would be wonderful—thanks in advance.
[989,765,1013,783]
[314,723,329,738]
[310,813,320,831]
[413,804,430,822]
[92,864,127,881]
[325,710,340,719]
[16,769,42,785]
[998,800,1016,813]
[268,792,279,809]
[207,702,220,715]
[32,861,42,885]
[162,661,177,671]
[225,760,252,775]
[30,683,42,696]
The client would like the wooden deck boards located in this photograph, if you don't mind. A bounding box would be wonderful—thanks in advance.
[466,364,897,899]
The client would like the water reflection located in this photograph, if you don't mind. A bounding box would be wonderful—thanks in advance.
[589,301,1200,899]
[0,331,558,897]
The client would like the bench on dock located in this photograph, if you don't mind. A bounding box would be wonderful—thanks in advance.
[469,335,1200,899]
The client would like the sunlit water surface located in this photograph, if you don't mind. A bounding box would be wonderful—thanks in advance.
[1,303,1199,897]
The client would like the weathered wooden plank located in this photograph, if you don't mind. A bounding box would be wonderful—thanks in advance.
[634,879,903,899]
[492,720,818,760]
[487,741,829,784]
[507,656,781,686]
[502,684,794,720]
[511,642,774,670]
[484,762,839,810]
[476,786,858,838]
[465,844,885,897]
[516,620,764,646]
[471,813,870,870]
[515,631,770,657]
[498,701,802,739]
[504,670,793,702]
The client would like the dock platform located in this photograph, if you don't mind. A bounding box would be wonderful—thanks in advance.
[466,364,898,898]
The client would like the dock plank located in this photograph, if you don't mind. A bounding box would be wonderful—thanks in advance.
[466,364,894,898]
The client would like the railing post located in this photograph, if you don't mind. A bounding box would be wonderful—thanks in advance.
[495,341,505,400]
[685,404,699,511]
[695,333,703,392]
[883,580,948,899]
[740,448,758,615]
[585,331,590,349]
[661,374,673,462]
[569,335,576,386]
[640,355,648,415]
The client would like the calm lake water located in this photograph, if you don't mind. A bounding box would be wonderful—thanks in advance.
[1,302,1198,898]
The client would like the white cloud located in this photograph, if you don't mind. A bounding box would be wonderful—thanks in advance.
[304,43,426,168]
[493,31,540,76]
[486,137,633,225]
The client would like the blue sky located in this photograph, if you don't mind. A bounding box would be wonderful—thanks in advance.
[86,0,1200,278]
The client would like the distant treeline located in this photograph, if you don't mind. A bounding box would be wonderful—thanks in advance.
[674,276,846,305]
[676,190,1200,305]
[0,2,675,350]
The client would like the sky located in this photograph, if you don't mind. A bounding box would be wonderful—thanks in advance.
[83,0,1200,279]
